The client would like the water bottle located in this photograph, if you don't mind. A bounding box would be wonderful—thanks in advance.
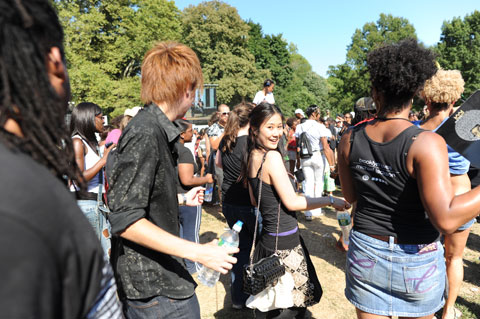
[337,210,352,246]
[198,221,243,287]
[204,182,214,202]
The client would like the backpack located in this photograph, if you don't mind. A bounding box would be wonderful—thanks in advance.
[298,132,313,159]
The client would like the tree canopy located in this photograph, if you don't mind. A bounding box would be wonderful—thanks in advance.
[181,1,266,106]
[327,14,417,112]
[54,1,478,118]
[436,10,480,100]
[55,0,182,116]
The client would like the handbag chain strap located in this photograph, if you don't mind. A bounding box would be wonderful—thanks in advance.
[248,151,282,267]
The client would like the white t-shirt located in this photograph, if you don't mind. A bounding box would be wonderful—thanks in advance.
[253,90,275,105]
[295,120,330,152]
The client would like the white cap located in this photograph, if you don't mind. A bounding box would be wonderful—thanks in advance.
[232,221,243,232]
[124,106,142,117]
[294,109,305,116]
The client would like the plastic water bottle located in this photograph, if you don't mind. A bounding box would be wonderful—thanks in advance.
[198,221,243,287]
[337,210,352,246]
[204,182,214,202]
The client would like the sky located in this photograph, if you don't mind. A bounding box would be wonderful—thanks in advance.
[173,0,478,77]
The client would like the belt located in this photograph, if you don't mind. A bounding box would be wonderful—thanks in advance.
[366,234,400,244]
[75,191,98,201]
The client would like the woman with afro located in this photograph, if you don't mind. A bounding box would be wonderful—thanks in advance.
[337,39,480,319]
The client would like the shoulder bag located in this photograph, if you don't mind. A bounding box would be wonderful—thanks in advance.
[243,152,286,296]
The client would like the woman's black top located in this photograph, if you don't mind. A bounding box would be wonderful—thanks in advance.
[349,123,440,244]
[219,136,251,206]
[176,143,199,194]
[248,151,298,235]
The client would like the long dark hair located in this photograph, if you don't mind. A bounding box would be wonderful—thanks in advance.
[70,102,102,153]
[0,0,80,184]
[221,102,253,153]
[238,102,283,185]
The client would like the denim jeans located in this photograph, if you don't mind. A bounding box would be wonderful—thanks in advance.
[77,199,111,257]
[179,205,202,274]
[222,202,261,306]
[125,294,200,319]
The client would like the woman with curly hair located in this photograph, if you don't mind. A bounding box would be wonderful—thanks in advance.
[416,69,475,319]
[337,39,480,319]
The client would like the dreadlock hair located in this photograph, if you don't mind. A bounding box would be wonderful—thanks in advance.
[221,102,253,153]
[238,102,283,185]
[70,102,102,154]
[0,0,81,185]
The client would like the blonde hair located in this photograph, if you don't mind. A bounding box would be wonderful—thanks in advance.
[421,69,464,106]
[141,41,203,106]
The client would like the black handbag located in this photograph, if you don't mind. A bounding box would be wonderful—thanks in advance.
[294,168,305,183]
[243,153,286,296]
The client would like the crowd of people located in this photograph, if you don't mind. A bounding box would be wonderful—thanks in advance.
[1,1,479,319]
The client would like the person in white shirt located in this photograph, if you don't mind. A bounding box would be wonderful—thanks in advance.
[295,105,335,220]
[253,79,275,105]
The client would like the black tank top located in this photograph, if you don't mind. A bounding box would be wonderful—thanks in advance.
[248,152,298,234]
[349,123,440,244]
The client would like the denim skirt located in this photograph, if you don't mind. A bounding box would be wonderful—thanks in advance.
[345,230,446,317]
[457,217,476,231]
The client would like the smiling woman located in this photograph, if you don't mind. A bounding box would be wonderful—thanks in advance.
[239,102,350,318]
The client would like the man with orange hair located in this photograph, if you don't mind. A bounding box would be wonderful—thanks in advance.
[107,42,238,318]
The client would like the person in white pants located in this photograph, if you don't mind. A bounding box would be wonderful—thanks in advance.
[295,105,335,220]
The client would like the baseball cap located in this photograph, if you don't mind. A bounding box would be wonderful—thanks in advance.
[294,108,305,117]
[355,97,376,112]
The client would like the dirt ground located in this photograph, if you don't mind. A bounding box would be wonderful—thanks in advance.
[195,203,480,319]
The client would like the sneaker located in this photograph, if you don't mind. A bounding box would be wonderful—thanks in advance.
[305,216,313,221]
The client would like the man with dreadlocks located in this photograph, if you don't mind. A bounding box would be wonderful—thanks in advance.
[0,0,122,318]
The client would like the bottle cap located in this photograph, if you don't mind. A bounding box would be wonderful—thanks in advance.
[233,221,243,232]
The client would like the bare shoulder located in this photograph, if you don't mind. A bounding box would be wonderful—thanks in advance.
[265,150,283,164]
[411,131,447,155]
[72,137,86,154]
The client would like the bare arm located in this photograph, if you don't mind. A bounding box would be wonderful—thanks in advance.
[215,149,223,169]
[178,163,214,186]
[264,151,349,211]
[120,218,237,273]
[411,132,480,234]
[337,129,357,203]
[321,137,335,167]
[73,138,114,182]
[209,133,224,151]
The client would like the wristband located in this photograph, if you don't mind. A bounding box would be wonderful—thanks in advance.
[328,195,334,206]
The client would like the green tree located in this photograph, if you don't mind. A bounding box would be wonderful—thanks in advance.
[55,0,182,116]
[181,1,267,106]
[275,44,330,116]
[327,14,417,112]
[436,10,480,99]
[247,21,292,88]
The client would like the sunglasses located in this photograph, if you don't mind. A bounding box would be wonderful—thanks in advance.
[220,111,230,116]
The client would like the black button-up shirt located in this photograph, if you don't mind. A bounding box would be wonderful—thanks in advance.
[107,104,196,300]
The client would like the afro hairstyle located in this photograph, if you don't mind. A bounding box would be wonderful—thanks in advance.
[420,69,464,111]
[367,38,437,115]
